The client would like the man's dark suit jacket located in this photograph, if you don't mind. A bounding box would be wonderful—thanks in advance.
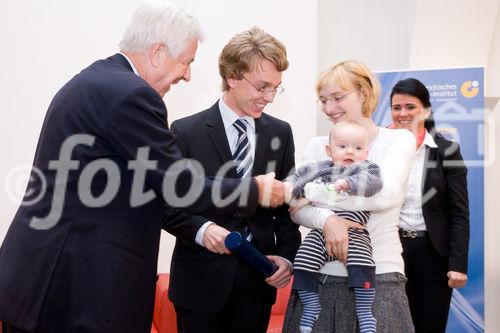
[0,54,259,332]
[166,102,301,313]
[421,133,469,273]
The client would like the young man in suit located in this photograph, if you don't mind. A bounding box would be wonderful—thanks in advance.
[167,27,301,333]
[0,3,284,333]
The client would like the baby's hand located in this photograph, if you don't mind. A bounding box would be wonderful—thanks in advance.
[288,197,311,215]
[334,179,350,192]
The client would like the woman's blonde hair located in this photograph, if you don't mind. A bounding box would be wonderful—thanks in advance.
[219,26,289,91]
[315,60,381,117]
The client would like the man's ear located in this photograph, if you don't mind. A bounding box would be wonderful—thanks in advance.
[149,43,167,68]
[226,73,238,89]
[226,70,244,89]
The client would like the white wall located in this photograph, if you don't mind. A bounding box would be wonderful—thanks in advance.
[410,0,499,70]
[0,0,317,272]
[485,98,500,332]
[484,4,500,331]
[0,0,143,260]
[1,0,499,331]
[487,4,500,97]
[316,0,418,135]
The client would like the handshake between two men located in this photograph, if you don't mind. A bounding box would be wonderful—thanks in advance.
[254,172,288,208]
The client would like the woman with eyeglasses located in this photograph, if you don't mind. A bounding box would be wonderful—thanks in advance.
[282,60,415,332]
[390,78,469,333]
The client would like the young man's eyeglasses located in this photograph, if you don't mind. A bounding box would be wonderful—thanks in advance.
[242,76,284,96]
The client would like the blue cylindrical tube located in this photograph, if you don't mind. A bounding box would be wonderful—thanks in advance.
[225,231,278,277]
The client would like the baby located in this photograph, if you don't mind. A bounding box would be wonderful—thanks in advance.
[284,121,383,333]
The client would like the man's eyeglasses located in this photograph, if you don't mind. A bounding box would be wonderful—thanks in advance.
[317,90,355,106]
[242,76,284,96]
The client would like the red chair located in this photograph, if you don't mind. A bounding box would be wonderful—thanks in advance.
[267,279,293,333]
[151,273,177,333]
[151,273,293,333]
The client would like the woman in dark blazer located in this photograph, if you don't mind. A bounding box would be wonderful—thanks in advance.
[390,78,470,333]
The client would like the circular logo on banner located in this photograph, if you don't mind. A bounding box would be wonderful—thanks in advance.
[460,80,479,98]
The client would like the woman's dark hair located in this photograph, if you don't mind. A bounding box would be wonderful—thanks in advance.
[390,77,435,132]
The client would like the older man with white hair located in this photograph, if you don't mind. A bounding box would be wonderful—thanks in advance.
[0,2,283,332]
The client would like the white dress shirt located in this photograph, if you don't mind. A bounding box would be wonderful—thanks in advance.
[119,52,140,76]
[399,131,438,231]
[195,96,255,245]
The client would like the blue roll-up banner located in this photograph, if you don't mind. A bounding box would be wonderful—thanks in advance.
[375,68,484,332]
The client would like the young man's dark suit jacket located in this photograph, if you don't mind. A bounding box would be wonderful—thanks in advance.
[0,54,259,333]
[166,102,301,322]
